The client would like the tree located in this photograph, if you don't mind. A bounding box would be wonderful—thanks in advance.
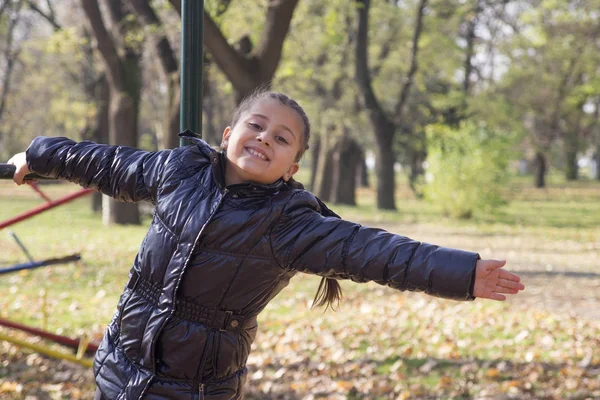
[494,0,600,187]
[168,0,300,104]
[355,0,428,210]
[274,0,365,204]
[130,0,180,149]
[27,0,110,212]
[81,0,143,224]
[0,0,27,159]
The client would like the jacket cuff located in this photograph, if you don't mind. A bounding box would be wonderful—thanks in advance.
[25,136,75,179]
[408,244,480,301]
[468,254,481,300]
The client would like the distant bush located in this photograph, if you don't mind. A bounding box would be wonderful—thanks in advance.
[423,122,512,219]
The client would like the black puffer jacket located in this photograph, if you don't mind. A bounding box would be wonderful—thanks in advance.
[25,132,478,400]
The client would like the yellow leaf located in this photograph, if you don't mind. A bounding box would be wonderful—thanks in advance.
[439,376,453,387]
[503,380,521,388]
[396,391,411,400]
[336,380,354,391]
[486,368,500,378]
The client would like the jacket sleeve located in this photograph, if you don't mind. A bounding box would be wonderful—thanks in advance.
[25,136,172,204]
[270,191,479,301]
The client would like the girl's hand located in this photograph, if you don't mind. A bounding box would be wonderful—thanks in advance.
[7,152,32,185]
[473,259,525,301]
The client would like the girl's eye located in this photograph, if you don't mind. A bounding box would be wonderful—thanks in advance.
[248,122,262,130]
[276,136,289,145]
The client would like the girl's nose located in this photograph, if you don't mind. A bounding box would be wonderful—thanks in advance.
[256,134,271,146]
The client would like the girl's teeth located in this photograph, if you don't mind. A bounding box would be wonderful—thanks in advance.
[250,149,266,160]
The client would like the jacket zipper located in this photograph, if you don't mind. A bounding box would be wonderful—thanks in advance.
[149,189,230,370]
[184,189,229,397]
[193,329,215,399]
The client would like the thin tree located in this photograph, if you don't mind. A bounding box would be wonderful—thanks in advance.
[81,0,143,224]
[355,0,427,210]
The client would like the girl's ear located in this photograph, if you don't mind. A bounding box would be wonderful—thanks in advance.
[221,126,232,149]
[284,163,300,181]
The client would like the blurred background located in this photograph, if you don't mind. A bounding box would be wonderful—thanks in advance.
[0,0,599,399]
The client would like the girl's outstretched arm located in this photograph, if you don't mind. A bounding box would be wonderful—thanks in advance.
[272,192,525,301]
[271,192,481,301]
[16,136,172,203]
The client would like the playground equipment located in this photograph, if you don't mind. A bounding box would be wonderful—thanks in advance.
[0,159,94,361]
[0,0,205,366]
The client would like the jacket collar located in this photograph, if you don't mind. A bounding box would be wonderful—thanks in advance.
[179,130,292,197]
[209,148,287,198]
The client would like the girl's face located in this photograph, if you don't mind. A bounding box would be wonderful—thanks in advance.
[221,97,304,186]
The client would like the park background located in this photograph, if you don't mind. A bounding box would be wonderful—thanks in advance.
[0,0,599,399]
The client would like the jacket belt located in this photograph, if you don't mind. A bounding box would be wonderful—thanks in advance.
[127,270,254,334]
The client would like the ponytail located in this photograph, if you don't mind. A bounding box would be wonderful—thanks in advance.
[312,277,343,311]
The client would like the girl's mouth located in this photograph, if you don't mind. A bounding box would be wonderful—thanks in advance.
[246,147,269,161]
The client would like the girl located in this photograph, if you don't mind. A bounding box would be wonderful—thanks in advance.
[8,91,524,400]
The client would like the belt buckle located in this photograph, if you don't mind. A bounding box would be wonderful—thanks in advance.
[127,270,140,291]
[220,311,233,331]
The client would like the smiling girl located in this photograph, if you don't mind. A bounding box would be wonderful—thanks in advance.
[8,90,524,400]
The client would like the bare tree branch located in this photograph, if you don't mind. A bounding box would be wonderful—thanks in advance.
[254,0,299,81]
[371,22,401,78]
[203,11,255,93]
[0,0,25,122]
[393,0,427,121]
[26,0,61,30]
[0,1,12,21]
[167,0,180,16]
[355,0,392,135]
[131,0,178,75]
[80,0,125,90]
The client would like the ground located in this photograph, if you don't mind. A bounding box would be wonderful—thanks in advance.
[0,179,598,399]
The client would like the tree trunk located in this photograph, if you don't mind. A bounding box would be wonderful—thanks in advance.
[130,0,180,149]
[313,130,334,202]
[103,92,141,225]
[90,74,110,213]
[565,149,578,181]
[535,151,546,188]
[594,148,600,181]
[330,134,360,205]
[163,73,180,149]
[355,0,426,210]
[358,151,369,188]
[375,133,396,210]
[408,148,426,199]
[309,133,322,191]
[81,0,142,225]
[202,60,218,145]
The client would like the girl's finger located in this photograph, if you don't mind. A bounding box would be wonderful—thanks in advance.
[485,259,507,270]
[489,292,507,301]
[498,278,525,290]
[498,269,521,281]
[493,286,520,294]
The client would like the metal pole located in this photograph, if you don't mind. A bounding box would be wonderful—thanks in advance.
[180,0,204,146]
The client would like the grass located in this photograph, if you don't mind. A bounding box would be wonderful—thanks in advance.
[0,175,598,336]
[0,175,599,399]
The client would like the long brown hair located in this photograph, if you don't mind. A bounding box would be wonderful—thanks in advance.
[232,89,343,311]
[312,277,343,311]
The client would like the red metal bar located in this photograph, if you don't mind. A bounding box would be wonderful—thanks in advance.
[0,317,99,355]
[0,188,94,230]
[29,182,53,203]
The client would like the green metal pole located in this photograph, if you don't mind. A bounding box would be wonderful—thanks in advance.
[180,0,204,146]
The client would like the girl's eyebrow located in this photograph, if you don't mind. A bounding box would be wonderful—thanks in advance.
[249,113,297,140]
